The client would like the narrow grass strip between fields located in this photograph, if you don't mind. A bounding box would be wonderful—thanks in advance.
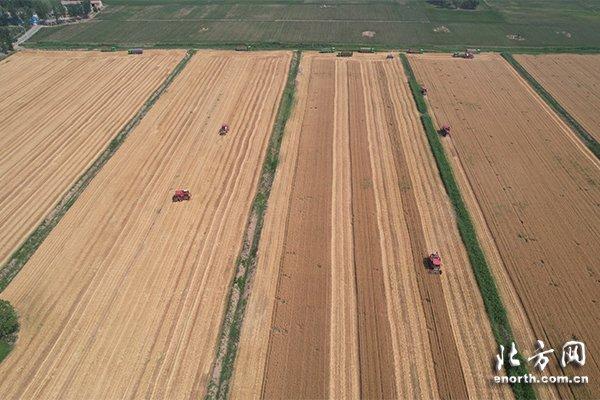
[501,53,600,159]
[205,51,301,400]
[400,54,536,400]
[0,49,195,294]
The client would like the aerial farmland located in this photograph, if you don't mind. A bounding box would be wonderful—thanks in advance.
[1,0,599,399]
[0,50,291,398]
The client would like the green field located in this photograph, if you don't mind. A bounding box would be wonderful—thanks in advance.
[27,0,600,50]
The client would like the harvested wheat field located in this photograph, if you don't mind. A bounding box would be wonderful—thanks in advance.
[0,50,291,399]
[515,54,600,142]
[410,53,600,399]
[0,50,185,267]
[231,52,513,399]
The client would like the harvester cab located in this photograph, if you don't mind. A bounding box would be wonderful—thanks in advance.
[440,124,451,137]
[219,124,230,136]
[172,189,191,202]
[427,252,443,275]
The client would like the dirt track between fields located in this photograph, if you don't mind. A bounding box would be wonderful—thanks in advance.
[231,53,512,399]
[0,50,291,399]
[515,54,600,142]
[411,52,600,399]
[0,50,185,267]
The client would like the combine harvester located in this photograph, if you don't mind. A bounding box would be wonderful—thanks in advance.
[439,124,451,137]
[427,252,443,275]
[219,123,230,136]
[420,85,428,95]
[172,189,191,202]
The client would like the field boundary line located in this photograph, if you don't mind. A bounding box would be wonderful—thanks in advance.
[400,53,536,400]
[24,41,600,55]
[501,53,600,159]
[0,49,195,294]
[205,51,300,400]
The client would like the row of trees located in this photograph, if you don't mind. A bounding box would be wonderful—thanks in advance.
[428,0,480,10]
[0,0,92,53]
[0,0,92,24]
[0,0,62,21]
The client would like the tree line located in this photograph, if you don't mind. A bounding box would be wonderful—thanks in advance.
[0,0,92,52]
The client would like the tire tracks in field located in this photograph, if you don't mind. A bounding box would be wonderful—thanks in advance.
[374,62,468,400]
[260,57,334,400]
[346,60,397,399]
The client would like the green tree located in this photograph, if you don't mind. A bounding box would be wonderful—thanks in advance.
[82,0,91,16]
[0,300,18,341]
[32,0,51,19]
[0,27,14,53]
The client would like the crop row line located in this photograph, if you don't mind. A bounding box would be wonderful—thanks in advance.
[400,53,536,400]
[0,49,195,294]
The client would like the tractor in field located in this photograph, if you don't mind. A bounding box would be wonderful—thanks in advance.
[172,189,191,202]
[420,85,428,95]
[427,252,443,275]
[439,124,451,137]
[386,53,394,60]
[219,124,230,136]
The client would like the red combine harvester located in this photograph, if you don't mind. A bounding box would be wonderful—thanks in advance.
[420,85,428,95]
[219,124,230,135]
[427,252,443,275]
[172,189,191,202]
[440,124,451,137]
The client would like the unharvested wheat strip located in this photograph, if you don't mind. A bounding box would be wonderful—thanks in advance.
[329,57,360,400]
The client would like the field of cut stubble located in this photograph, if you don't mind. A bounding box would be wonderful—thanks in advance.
[411,52,600,399]
[515,53,600,142]
[231,52,513,400]
[0,50,185,267]
[0,50,291,399]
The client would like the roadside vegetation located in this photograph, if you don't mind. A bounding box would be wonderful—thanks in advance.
[401,53,536,400]
[501,53,600,159]
[206,51,301,400]
[0,299,18,363]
